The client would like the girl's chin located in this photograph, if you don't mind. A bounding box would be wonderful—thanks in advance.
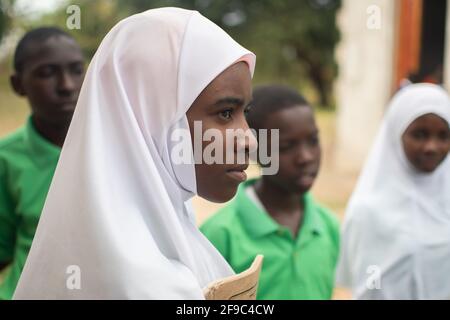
[199,186,238,203]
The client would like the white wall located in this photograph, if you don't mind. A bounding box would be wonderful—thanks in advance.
[443,0,450,91]
[334,0,396,172]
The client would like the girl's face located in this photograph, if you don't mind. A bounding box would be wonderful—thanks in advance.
[186,62,255,202]
[402,113,450,173]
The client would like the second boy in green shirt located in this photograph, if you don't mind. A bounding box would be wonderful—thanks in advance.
[201,85,340,299]
[0,27,84,299]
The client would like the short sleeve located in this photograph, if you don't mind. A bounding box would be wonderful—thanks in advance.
[200,219,231,262]
[0,160,17,263]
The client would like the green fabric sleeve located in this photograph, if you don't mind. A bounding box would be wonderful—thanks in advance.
[200,221,231,261]
[0,160,16,263]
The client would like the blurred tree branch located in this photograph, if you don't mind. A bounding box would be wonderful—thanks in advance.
[16,0,340,108]
[0,0,15,43]
[117,0,341,108]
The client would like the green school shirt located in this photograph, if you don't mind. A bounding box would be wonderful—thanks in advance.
[201,178,340,300]
[0,117,60,299]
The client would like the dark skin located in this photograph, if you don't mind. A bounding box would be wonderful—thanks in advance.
[187,62,255,203]
[0,262,8,271]
[402,113,450,173]
[10,35,84,147]
[0,36,84,272]
[255,106,321,238]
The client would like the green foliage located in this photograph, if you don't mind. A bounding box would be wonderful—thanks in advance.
[3,0,340,108]
[117,0,341,108]
[23,0,120,59]
[0,0,15,43]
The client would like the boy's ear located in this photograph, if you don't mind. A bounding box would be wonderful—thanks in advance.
[10,74,26,96]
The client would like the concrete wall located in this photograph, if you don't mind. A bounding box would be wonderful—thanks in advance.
[444,0,450,91]
[334,0,397,172]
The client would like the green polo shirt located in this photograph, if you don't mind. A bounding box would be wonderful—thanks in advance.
[201,178,340,300]
[0,117,60,299]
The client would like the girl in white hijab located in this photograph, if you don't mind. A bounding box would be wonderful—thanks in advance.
[13,7,256,299]
[336,83,450,299]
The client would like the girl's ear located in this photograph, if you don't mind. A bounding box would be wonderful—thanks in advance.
[10,74,26,96]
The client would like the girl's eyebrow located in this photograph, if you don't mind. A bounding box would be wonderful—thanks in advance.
[213,97,244,108]
[212,97,253,110]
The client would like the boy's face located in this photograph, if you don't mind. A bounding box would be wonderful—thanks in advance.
[10,35,85,126]
[187,62,255,203]
[262,106,321,194]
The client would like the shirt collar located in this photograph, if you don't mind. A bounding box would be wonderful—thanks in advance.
[235,178,324,239]
[24,116,61,166]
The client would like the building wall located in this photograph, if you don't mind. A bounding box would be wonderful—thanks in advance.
[444,0,450,90]
[334,0,397,172]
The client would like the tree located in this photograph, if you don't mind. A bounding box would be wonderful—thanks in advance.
[117,0,341,108]
[34,0,341,108]
[0,0,15,43]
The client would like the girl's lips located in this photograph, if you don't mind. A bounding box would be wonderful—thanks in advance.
[419,158,441,171]
[226,170,247,182]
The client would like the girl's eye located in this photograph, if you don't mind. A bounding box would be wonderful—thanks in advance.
[412,130,427,140]
[244,105,252,115]
[439,130,450,141]
[219,109,233,120]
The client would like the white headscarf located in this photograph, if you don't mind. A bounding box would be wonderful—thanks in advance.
[336,83,450,299]
[13,7,255,299]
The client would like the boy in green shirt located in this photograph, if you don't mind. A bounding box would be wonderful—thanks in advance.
[0,27,84,299]
[201,84,340,299]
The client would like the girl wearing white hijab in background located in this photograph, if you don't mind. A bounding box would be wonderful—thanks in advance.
[14,7,256,299]
[336,83,450,299]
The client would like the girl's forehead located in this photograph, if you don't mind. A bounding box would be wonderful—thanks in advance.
[409,113,450,127]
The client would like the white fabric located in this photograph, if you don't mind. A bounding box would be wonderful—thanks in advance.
[336,83,450,299]
[13,7,255,299]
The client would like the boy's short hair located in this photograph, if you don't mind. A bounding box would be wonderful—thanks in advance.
[247,84,311,131]
[14,27,75,73]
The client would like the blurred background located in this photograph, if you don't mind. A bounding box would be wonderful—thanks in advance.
[1,0,449,224]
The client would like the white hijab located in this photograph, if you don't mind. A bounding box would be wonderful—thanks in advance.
[336,83,450,299]
[14,7,255,299]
